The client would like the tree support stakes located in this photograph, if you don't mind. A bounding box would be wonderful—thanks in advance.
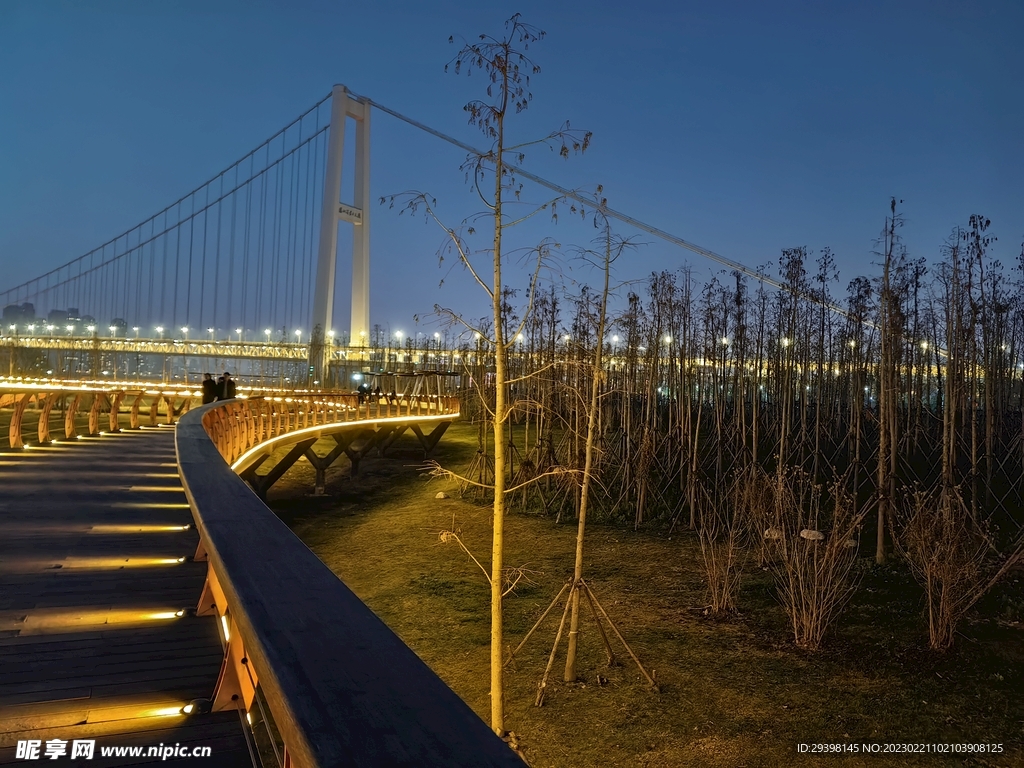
[509,578,658,707]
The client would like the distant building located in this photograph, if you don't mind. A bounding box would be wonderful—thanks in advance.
[2,303,36,323]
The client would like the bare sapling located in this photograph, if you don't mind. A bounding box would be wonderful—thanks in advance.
[383,14,591,736]
[505,211,658,702]
[563,212,644,682]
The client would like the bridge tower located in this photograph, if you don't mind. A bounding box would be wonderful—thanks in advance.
[310,84,370,384]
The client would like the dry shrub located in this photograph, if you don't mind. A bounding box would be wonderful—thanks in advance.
[897,484,1024,651]
[756,469,865,650]
[694,474,753,615]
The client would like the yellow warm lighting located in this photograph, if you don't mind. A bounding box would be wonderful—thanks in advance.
[146,706,187,718]
[229,411,460,471]
[88,524,192,534]
[112,502,190,509]
[2,555,190,571]
[0,607,187,635]
[220,614,230,642]
[129,486,186,493]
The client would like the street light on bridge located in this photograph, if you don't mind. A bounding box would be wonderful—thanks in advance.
[156,326,164,339]
[133,326,139,338]
[86,325,96,335]
[46,324,54,337]
[181,326,189,340]
[207,327,215,341]
[235,328,243,342]
[264,328,272,342]
[66,324,74,336]
[109,326,117,338]
[295,329,302,344]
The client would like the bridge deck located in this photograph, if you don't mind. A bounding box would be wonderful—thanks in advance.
[0,428,251,766]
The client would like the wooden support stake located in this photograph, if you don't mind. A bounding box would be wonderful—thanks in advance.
[536,587,574,707]
[583,581,658,690]
[506,582,570,666]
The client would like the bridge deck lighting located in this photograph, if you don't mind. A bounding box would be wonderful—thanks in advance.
[86,325,95,333]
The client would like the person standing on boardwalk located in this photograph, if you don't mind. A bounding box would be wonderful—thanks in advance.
[219,371,236,400]
[201,373,219,404]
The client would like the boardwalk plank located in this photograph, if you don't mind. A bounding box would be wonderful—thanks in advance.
[0,430,251,767]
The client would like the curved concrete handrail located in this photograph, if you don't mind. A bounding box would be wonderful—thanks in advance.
[176,399,521,767]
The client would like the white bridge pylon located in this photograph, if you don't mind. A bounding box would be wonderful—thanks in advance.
[312,84,370,357]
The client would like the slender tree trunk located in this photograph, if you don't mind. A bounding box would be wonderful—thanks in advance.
[565,222,613,681]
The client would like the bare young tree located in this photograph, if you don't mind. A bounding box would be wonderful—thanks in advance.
[384,14,590,736]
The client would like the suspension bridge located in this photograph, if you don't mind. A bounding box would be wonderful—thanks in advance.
[0,85,525,767]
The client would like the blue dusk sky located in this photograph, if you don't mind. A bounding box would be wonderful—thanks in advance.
[1,1,1022,336]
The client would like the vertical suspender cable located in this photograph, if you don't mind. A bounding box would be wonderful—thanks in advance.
[173,201,182,327]
[213,175,224,334]
[185,194,196,326]
[270,134,285,330]
[226,168,237,331]
[299,117,309,327]
[241,157,253,331]
[285,128,298,330]
[256,145,268,330]
[198,185,210,330]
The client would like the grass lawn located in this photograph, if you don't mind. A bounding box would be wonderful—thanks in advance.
[266,422,1021,767]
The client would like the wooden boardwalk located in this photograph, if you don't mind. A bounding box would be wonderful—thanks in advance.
[0,427,253,767]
